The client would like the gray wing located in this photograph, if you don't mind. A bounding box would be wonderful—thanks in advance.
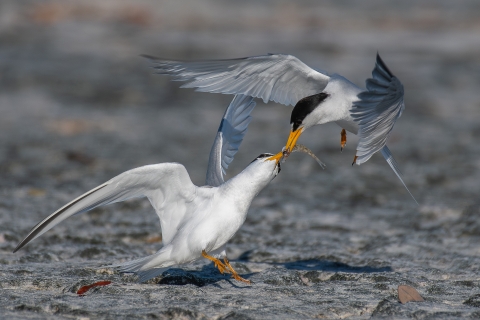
[144,54,330,106]
[14,163,199,252]
[205,94,256,186]
[351,53,405,165]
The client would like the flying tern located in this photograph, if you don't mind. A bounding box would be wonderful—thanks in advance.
[14,95,281,283]
[144,53,417,203]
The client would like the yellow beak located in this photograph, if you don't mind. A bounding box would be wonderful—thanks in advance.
[267,151,283,162]
[267,127,304,163]
[284,127,304,153]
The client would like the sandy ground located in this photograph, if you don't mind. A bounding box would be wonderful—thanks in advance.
[1,1,480,319]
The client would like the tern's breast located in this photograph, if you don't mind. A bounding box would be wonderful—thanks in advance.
[209,195,247,246]
[178,191,247,254]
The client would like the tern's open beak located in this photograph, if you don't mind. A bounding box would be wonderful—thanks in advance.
[267,127,304,163]
[267,151,283,163]
[285,127,304,153]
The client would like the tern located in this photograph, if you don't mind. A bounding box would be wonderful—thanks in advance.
[14,95,281,283]
[144,53,417,203]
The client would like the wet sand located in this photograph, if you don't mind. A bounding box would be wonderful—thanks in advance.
[1,1,480,318]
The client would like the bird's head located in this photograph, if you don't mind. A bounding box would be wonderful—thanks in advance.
[268,92,330,162]
[247,153,281,181]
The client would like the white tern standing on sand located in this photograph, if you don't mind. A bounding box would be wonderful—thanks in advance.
[14,96,281,283]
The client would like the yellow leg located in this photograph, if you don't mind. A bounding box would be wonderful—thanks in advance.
[352,155,358,166]
[224,257,251,284]
[202,250,229,274]
[341,129,347,151]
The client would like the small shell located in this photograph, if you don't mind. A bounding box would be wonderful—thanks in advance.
[291,144,326,169]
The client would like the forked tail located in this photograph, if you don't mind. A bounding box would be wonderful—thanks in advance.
[381,146,418,205]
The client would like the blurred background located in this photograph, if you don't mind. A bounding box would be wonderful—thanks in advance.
[0,0,479,203]
[1,0,480,317]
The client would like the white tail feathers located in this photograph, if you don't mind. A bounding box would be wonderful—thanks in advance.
[381,146,418,205]
[109,254,170,283]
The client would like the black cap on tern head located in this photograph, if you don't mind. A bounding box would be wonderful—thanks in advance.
[256,153,274,159]
[290,92,330,131]
[250,153,281,173]
[250,153,274,164]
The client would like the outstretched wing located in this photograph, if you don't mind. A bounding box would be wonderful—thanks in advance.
[144,54,330,106]
[14,163,200,252]
[351,53,405,165]
[205,95,256,186]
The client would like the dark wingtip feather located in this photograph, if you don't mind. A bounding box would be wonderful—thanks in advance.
[13,184,108,253]
[376,53,394,78]
[13,243,22,253]
[13,219,47,253]
[140,54,159,61]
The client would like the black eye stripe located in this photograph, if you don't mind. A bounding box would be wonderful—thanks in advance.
[250,153,274,164]
[291,92,330,131]
[257,153,274,159]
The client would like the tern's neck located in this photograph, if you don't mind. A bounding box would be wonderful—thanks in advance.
[220,166,272,209]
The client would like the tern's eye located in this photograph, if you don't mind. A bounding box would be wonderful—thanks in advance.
[290,92,329,131]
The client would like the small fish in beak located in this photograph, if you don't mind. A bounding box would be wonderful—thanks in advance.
[290,144,326,169]
[268,144,324,169]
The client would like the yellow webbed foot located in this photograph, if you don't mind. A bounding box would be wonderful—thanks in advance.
[202,250,229,274]
[341,129,347,151]
[224,257,251,284]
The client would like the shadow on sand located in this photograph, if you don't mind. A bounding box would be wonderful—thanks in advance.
[157,265,255,288]
[280,259,392,273]
[238,250,392,273]
[156,256,391,287]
